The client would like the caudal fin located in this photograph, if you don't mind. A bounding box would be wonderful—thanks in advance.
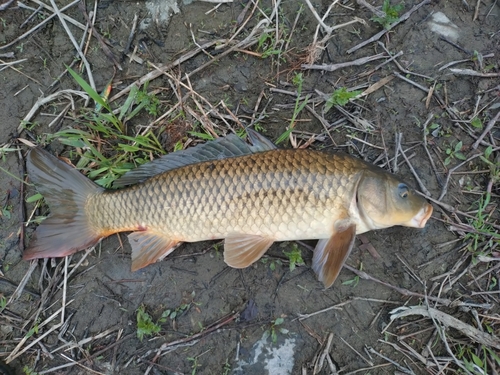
[23,148,104,260]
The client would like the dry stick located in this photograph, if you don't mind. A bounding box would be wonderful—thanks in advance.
[304,0,339,34]
[343,363,392,375]
[148,63,232,133]
[343,264,452,305]
[59,354,105,375]
[393,132,402,173]
[377,42,433,80]
[26,0,87,30]
[78,5,96,71]
[17,90,88,133]
[341,337,374,366]
[6,300,75,363]
[122,13,138,60]
[382,340,437,369]
[0,0,80,51]
[48,0,96,92]
[79,2,122,71]
[302,53,387,71]
[421,113,444,186]
[450,68,500,77]
[17,3,43,28]
[185,20,268,80]
[0,0,14,10]
[108,40,219,103]
[347,0,431,54]
[304,105,337,146]
[473,0,482,21]
[398,138,431,196]
[296,300,352,321]
[0,58,41,84]
[51,327,117,354]
[438,146,500,201]
[217,0,260,50]
[356,0,385,17]
[313,333,335,374]
[390,306,500,350]
[144,310,240,363]
[472,110,500,149]
[367,347,414,374]
[7,261,37,304]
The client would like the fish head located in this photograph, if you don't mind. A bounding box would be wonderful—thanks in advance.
[356,170,433,230]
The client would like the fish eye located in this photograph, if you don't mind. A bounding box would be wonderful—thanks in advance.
[398,183,409,198]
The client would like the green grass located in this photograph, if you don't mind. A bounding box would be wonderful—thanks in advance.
[268,317,288,344]
[324,87,362,113]
[371,0,404,30]
[282,243,304,272]
[42,67,168,188]
[136,305,161,341]
[276,73,309,145]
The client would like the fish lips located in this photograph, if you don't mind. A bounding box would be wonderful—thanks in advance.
[407,203,433,228]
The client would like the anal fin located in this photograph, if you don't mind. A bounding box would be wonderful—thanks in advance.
[224,233,274,268]
[128,231,180,271]
[312,223,356,288]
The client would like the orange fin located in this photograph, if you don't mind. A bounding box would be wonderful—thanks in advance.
[312,223,356,288]
[128,231,180,271]
[24,148,104,260]
[224,233,274,268]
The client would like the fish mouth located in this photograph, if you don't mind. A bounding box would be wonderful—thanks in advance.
[410,203,433,228]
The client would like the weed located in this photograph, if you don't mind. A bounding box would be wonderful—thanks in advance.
[257,32,282,58]
[342,275,360,287]
[282,243,304,272]
[222,359,231,375]
[342,263,362,287]
[480,146,499,183]
[253,123,265,133]
[371,0,404,30]
[25,320,40,339]
[268,317,288,344]
[276,73,309,144]
[49,67,167,187]
[470,117,483,130]
[444,141,466,166]
[187,355,202,375]
[324,87,362,113]
[136,305,161,341]
[260,256,282,271]
[23,366,38,375]
[0,296,6,312]
[455,343,500,374]
[158,302,191,323]
[1,204,12,220]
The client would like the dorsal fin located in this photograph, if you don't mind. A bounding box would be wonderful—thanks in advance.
[113,129,277,187]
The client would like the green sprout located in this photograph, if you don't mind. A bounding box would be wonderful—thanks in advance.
[371,0,404,30]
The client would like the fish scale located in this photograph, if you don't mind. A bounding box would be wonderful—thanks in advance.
[87,149,358,243]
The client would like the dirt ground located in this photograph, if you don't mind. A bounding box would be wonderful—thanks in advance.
[0,0,499,374]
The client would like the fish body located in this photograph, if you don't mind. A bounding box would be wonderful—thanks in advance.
[24,132,433,287]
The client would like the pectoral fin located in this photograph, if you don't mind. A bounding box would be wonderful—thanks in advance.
[128,231,180,271]
[312,223,356,288]
[224,233,274,268]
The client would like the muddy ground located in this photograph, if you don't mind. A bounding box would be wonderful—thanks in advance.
[0,0,499,374]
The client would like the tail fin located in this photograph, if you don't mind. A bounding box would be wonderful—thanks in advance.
[23,148,104,260]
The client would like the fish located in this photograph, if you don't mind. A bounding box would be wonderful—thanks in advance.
[23,130,433,288]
